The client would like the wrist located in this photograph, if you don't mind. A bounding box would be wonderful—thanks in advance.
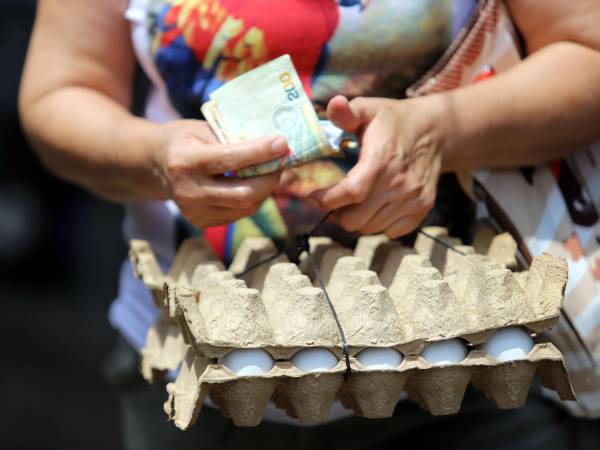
[408,93,459,172]
[433,94,461,172]
[146,120,173,200]
[115,116,170,200]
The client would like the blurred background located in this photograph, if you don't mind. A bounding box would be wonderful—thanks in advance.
[1,1,125,448]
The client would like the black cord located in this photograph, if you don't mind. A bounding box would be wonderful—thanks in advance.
[417,229,467,256]
[234,212,334,277]
[302,211,353,377]
[305,249,353,379]
[234,249,285,278]
[294,212,354,378]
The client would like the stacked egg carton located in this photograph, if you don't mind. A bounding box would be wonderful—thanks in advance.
[129,237,222,382]
[129,228,575,430]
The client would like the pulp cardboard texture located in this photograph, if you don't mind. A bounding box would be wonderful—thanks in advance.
[129,228,575,429]
[130,237,223,381]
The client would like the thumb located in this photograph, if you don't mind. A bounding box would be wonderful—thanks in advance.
[326,95,376,134]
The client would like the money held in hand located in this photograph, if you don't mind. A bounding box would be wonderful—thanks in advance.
[202,55,342,178]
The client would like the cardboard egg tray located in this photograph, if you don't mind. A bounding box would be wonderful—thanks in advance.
[129,237,222,382]
[129,228,576,429]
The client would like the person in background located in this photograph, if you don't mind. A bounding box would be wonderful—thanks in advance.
[19,0,600,449]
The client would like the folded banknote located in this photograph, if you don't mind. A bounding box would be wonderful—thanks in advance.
[201,54,344,178]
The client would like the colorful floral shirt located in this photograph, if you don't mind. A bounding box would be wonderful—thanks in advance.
[136,0,476,262]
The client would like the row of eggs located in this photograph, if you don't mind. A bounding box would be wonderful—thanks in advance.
[219,327,535,376]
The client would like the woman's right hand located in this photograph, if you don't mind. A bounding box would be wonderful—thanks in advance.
[153,120,289,228]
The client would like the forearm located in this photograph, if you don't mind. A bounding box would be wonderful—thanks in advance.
[437,41,600,171]
[21,86,165,202]
[19,0,166,202]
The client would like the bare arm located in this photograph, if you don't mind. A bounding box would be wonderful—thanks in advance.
[19,0,160,200]
[19,0,288,226]
[441,0,600,171]
[313,0,600,236]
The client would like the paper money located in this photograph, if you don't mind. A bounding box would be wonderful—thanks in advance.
[201,100,228,144]
[201,55,342,178]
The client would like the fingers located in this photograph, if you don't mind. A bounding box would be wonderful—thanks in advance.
[362,185,434,232]
[332,182,396,231]
[326,95,376,134]
[203,136,289,174]
[360,202,416,235]
[178,172,281,228]
[186,203,265,228]
[327,95,362,132]
[310,138,385,209]
[309,138,389,210]
[313,103,397,211]
[310,155,380,210]
[333,198,385,232]
[333,194,421,236]
[384,215,422,238]
[332,171,429,232]
[233,171,282,204]
[359,203,398,235]
[363,189,434,237]
[201,171,282,209]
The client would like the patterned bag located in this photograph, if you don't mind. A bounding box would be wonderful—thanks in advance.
[407,0,600,417]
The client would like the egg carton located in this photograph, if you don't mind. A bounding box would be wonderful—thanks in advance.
[164,341,572,429]
[129,228,575,428]
[130,237,222,381]
[132,230,568,359]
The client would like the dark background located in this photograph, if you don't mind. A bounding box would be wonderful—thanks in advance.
[1,1,125,448]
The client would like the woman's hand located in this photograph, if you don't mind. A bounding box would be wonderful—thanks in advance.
[153,120,289,228]
[311,95,444,238]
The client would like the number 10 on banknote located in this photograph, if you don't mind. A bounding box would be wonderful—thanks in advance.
[201,55,341,178]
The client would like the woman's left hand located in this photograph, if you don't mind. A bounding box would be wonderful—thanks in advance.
[310,95,445,238]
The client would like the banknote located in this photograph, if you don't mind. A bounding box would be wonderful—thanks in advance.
[201,100,227,144]
[201,54,342,178]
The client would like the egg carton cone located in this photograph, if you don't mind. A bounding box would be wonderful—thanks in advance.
[164,349,210,429]
[228,237,287,291]
[339,370,409,418]
[140,315,188,383]
[299,236,353,285]
[131,229,575,428]
[129,237,221,310]
[130,238,221,381]
[473,226,519,270]
[272,367,345,423]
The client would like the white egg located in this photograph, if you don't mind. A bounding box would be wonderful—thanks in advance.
[218,348,274,376]
[356,348,403,370]
[422,339,467,366]
[483,327,534,361]
[291,348,338,373]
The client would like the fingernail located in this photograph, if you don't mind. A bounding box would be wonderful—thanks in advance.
[272,137,289,155]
